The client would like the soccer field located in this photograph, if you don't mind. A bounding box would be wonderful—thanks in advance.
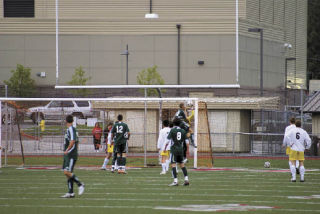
[0,159,320,214]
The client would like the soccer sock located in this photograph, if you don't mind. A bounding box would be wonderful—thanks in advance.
[71,174,82,187]
[102,158,109,168]
[115,160,119,169]
[161,163,166,172]
[181,167,188,180]
[290,165,296,180]
[296,160,299,169]
[300,166,305,180]
[68,178,74,194]
[288,160,292,168]
[172,166,177,179]
[165,160,170,171]
[117,157,121,168]
[123,157,126,170]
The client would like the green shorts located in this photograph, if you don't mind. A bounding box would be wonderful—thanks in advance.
[62,155,77,172]
[114,143,127,154]
[170,149,184,164]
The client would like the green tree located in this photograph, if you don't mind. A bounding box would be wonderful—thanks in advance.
[4,64,35,97]
[137,65,165,96]
[67,66,92,97]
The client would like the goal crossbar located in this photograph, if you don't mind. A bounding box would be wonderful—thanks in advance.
[55,84,240,89]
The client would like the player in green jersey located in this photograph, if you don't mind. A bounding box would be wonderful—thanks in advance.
[167,118,190,186]
[111,114,130,174]
[61,115,85,198]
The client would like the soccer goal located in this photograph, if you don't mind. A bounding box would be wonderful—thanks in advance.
[0,97,217,169]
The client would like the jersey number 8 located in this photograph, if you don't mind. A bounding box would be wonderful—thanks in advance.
[177,132,181,140]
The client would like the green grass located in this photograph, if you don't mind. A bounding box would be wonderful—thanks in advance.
[0,159,320,214]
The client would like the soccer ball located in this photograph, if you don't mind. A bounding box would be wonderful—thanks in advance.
[264,161,271,168]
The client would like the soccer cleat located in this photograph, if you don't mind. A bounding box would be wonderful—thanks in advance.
[296,168,300,175]
[78,184,85,195]
[291,179,296,182]
[160,171,166,175]
[300,180,305,182]
[168,182,179,187]
[60,193,75,198]
[183,180,190,186]
[100,167,107,170]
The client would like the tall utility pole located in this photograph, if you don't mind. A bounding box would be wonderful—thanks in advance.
[248,28,264,96]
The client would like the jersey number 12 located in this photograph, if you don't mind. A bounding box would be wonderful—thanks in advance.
[116,126,123,133]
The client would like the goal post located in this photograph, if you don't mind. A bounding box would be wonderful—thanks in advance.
[0,97,203,168]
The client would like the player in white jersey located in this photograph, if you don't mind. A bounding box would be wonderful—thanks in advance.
[282,118,299,173]
[157,120,171,174]
[284,120,311,182]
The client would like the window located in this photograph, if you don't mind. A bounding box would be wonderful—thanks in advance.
[48,101,61,108]
[75,101,90,107]
[61,101,74,108]
[4,0,34,18]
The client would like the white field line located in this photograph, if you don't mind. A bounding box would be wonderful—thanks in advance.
[0,204,152,209]
[0,182,318,190]
[0,204,319,213]
[0,192,319,204]
[0,190,317,199]
[1,180,319,185]
[0,185,318,192]
[0,198,319,206]
[0,185,319,194]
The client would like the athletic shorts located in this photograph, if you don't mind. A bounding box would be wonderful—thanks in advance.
[107,144,114,153]
[289,150,305,161]
[114,143,127,154]
[93,138,101,145]
[170,150,184,164]
[286,147,291,156]
[160,150,170,157]
[62,155,77,172]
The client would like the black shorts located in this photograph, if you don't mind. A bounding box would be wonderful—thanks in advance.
[170,149,184,164]
[114,143,127,154]
[93,138,101,145]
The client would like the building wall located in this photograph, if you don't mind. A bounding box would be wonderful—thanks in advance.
[208,109,251,152]
[0,0,307,91]
[312,114,320,137]
[0,34,238,86]
[240,0,307,89]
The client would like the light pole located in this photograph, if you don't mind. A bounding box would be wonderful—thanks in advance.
[145,0,159,19]
[121,44,129,85]
[285,57,296,106]
[248,28,263,96]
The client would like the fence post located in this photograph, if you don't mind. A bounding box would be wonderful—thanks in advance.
[144,88,147,167]
[232,133,235,155]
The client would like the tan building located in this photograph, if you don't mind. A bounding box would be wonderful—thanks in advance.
[0,0,307,92]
